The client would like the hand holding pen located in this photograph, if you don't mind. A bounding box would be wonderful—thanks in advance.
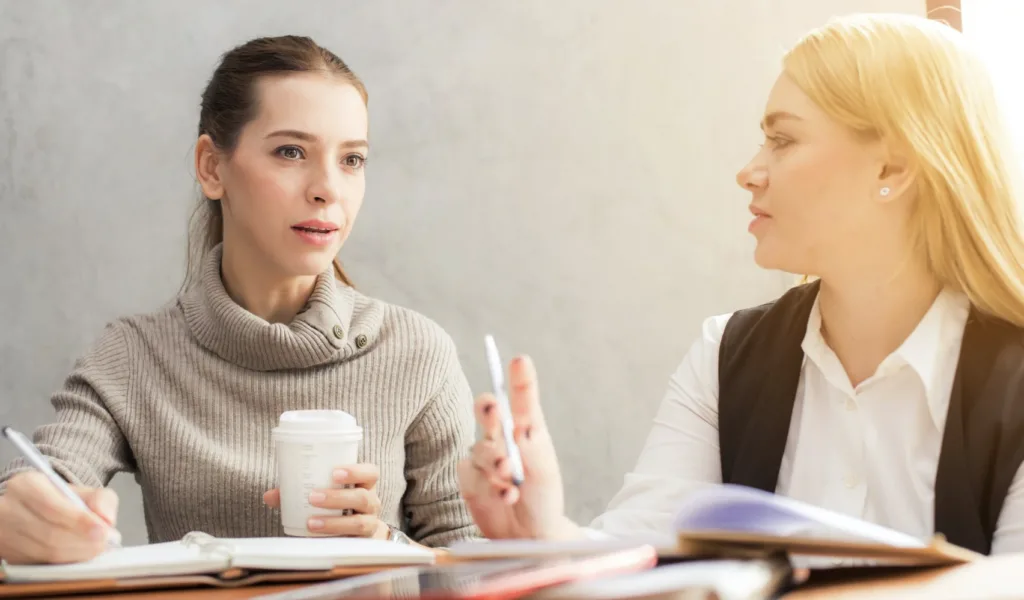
[0,426,122,564]
[456,337,581,541]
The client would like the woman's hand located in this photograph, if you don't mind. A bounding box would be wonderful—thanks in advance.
[458,355,582,540]
[264,464,389,539]
[0,471,119,564]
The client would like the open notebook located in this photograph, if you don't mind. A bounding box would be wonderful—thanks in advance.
[672,484,981,566]
[450,485,980,568]
[0,531,434,595]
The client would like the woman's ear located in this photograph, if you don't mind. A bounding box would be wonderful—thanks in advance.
[195,134,226,201]
[875,147,915,203]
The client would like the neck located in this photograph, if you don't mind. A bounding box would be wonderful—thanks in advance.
[816,257,941,387]
[220,241,317,324]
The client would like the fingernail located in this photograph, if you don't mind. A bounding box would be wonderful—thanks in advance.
[333,469,348,481]
[308,492,326,503]
[308,518,324,530]
[90,525,107,541]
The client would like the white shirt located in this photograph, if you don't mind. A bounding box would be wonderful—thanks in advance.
[588,288,1024,554]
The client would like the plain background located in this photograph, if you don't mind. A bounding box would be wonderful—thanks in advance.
[0,0,925,545]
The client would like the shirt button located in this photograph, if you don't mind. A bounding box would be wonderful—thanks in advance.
[355,334,368,349]
[845,398,857,411]
[332,324,345,339]
[844,473,859,489]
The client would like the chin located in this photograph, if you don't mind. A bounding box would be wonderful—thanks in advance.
[752,241,776,270]
[752,242,804,274]
[283,252,337,278]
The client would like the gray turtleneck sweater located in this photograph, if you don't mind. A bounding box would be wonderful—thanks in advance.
[0,245,479,547]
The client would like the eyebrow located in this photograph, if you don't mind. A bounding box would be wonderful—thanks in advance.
[760,111,802,131]
[265,129,369,150]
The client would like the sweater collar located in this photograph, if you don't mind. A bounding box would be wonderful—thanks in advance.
[179,244,356,371]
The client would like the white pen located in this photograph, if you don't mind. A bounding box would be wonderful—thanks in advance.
[2,426,122,549]
[483,335,525,486]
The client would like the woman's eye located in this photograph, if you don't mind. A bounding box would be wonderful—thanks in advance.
[344,154,367,169]
[276,146,304,160]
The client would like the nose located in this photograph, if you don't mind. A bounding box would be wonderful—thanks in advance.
[307,163,345,206]
[736,152,768,192]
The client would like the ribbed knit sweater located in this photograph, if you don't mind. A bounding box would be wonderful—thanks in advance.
[0,245,479,547]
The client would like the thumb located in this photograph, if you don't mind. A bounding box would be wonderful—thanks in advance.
[508,355,545,430]
[77,487,119,525]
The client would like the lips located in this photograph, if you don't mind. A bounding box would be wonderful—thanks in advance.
[292,220,339,234]
[291,219,341,248]
[749,205,771,218]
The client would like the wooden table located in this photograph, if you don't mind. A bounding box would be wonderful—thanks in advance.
[54,584,303,599]
[786,553,1024,599]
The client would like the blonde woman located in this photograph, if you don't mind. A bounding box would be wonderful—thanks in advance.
[459,13,1024,555]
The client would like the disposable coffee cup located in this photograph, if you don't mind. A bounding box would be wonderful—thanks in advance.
[272,409,363,537]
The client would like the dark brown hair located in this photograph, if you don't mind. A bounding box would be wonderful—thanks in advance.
[184,35,367,289]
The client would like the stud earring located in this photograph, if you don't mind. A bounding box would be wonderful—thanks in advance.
[880,187,891,197]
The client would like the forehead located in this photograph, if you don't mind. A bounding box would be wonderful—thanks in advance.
[248,73,368,139]
[763,73,827,127]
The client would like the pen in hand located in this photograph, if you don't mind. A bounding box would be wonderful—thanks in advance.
[484,335,526,486]
[1,426,123,549]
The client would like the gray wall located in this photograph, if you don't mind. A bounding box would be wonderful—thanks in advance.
[0,0,924,545]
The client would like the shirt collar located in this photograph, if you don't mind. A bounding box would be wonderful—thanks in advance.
[800,287,970,427]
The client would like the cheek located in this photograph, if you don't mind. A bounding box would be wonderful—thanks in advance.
[770,148,855,230]
[229,160,297,217]
[342,176,367,221]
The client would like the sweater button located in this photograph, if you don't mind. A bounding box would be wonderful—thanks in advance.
[332,324,345,339]
[355,334,368,349]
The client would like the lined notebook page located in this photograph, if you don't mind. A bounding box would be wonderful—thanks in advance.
[226,537,435,570]
[2,542,226,582]
[2,535,435,583]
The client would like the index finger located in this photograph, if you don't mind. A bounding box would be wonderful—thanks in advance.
[508,355,545,428]
[334,464,380,488]
[475,393,503,441]
[14,472,97,532]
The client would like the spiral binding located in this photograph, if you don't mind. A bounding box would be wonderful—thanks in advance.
[181,531,235,559]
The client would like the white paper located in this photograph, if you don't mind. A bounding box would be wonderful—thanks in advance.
[2,534,434,582]
[447,535,678,559]
[2,541,225,582]
[226,536,435,570]
[530,560,784,600]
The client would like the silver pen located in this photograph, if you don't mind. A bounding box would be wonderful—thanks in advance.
[1,426,122,548]
[483,335,525,485]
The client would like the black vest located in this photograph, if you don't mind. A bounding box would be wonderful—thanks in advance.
[717,280,1024,555]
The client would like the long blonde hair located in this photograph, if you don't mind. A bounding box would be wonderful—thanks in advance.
[784,14,1024,326]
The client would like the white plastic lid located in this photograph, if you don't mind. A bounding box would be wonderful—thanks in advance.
[271,410,362,437]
